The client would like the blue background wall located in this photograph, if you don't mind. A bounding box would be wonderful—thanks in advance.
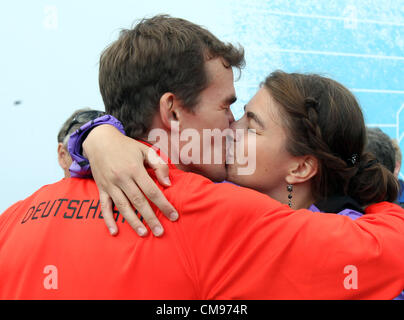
[1,0,403,212]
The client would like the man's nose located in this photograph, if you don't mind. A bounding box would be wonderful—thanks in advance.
[230,118,243,130]
[228,109,235,125]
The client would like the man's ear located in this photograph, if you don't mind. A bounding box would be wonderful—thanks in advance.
[57,143,69,171]
[285,155,318,185]
[159,93,182,131]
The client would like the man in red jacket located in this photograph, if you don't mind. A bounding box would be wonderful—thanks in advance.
[1,144,404,299]
[1,15,404,299]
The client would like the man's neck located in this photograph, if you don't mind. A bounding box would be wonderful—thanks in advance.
[143,127,186,171]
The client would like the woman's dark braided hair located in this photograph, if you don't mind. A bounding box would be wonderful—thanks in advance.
[263,70,398,206]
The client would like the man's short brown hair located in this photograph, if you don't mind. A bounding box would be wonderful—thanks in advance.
[99,15,245,138]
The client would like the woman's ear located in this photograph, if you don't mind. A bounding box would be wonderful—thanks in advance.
[159,93,181,131]
[285,155,318,185]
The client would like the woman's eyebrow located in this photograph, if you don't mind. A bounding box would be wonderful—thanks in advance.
[244,105,265,129]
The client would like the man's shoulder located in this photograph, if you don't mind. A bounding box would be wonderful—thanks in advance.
[0,178,98,218]
[169,169,285,219]
[25,178,98,200]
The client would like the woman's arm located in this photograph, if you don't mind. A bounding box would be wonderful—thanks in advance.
[81,124,178,237]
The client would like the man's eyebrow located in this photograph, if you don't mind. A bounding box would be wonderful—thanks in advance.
[246,110,265,129]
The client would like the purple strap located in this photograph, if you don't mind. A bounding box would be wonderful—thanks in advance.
[67,115,125,178]
[308,204,363,220]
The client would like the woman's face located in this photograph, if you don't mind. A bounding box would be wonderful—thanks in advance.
[226,87,297,203]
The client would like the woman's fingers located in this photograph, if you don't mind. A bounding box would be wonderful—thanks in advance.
[144,147,172,186]
[130,153,179,223]
[119,178,167,237]
[107,186,151,237]
[82,126,178,236]
[99,191,118,236]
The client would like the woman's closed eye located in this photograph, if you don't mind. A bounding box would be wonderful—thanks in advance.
[247,126,257,134]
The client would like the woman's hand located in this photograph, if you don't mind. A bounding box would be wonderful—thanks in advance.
[82,124,178,237]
